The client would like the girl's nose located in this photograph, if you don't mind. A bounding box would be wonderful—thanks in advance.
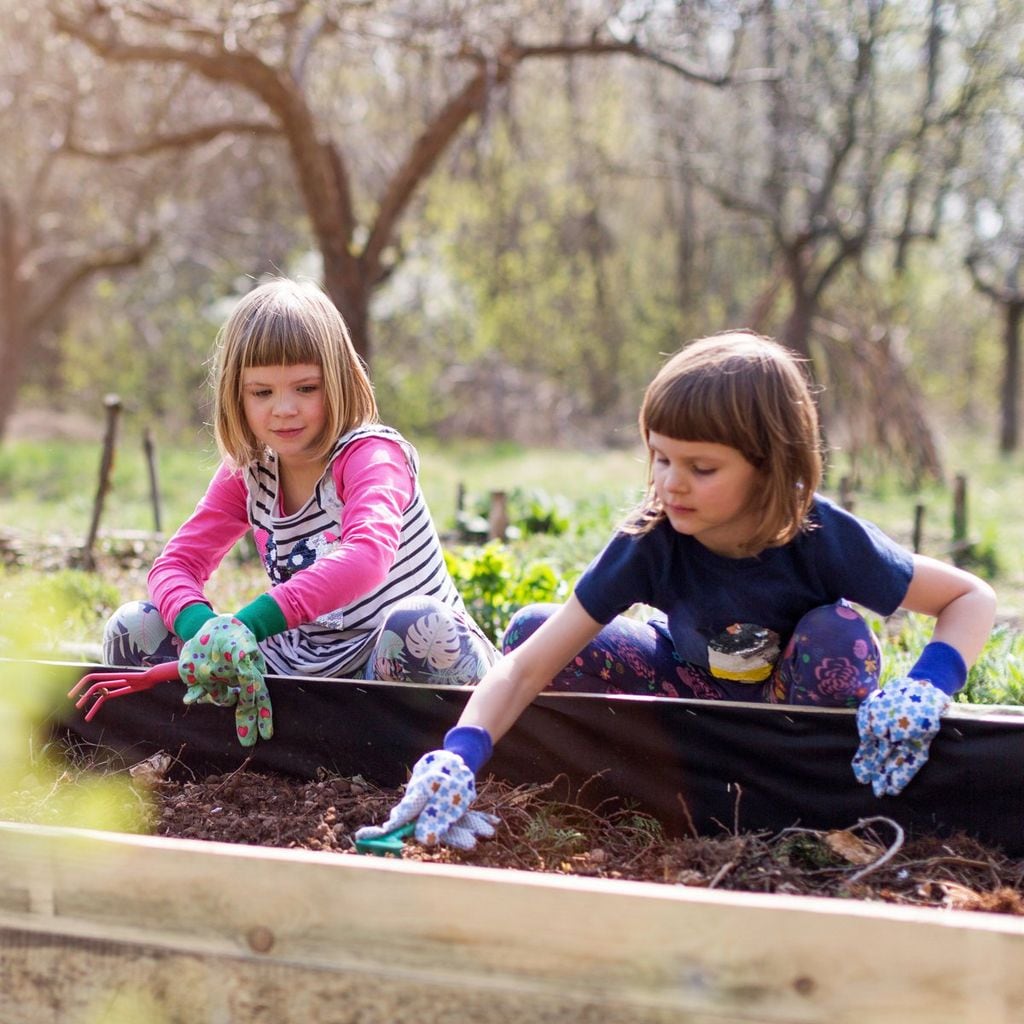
[665,467,687,494]
[273,393,297,416]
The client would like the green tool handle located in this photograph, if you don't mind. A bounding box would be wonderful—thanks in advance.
[354,822,415,856]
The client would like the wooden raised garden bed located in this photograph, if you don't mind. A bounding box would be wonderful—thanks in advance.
[2,819,1024,1024]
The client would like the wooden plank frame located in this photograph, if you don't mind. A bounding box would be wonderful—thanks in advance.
[1,820,1023,1024]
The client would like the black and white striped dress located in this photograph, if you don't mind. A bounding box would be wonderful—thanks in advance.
[245,425,482,677]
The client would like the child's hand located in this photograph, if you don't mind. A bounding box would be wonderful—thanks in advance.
[852,678,950,797]
[178,615,272,746]
[354,750,498,850]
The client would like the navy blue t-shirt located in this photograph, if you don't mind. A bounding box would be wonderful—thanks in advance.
[573,495,914,681]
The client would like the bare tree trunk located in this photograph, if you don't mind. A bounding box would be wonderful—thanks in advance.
[1000,301,1023,453]
[779,247,815,361]
[966,255,1024,454]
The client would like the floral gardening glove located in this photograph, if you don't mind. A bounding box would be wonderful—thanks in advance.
[178,614,272,747]
[852,642,964,797]
[354,727,498,850]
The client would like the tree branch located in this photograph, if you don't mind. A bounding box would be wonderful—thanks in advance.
[966,253,1024,306]
[26,236,158,334]
[63,121,282,160]
[363,32,768,278]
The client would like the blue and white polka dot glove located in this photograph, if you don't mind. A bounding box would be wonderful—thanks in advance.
[354,727,498,850]
[852,642,963,797]
[852,678,950,796]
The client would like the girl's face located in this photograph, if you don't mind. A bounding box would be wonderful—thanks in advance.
[241,363,327,466]
[648,431,762,557]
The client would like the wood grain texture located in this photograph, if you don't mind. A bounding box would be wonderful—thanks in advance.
[1,822,1023,1024]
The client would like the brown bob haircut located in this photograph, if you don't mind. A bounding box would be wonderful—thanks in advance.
[212,278,378,466]
[633,330,822,553]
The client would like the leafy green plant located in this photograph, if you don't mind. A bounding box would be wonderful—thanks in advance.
[961,624,1024,705]
[523,806,588,858]
[445,541,572,645]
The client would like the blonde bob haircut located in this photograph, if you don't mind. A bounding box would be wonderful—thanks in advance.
[212,278,377,466]
[632,330,822,554]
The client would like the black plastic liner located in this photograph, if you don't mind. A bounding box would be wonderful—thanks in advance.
[38,661,1024,855]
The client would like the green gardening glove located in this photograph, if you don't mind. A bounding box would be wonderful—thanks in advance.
[178,614,272,747]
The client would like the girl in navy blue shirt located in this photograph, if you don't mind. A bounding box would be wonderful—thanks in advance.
[357,332,996,849]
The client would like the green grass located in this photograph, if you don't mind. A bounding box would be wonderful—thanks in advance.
[0,430,645,539]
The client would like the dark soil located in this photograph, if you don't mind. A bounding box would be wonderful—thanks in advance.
[105,753,1024,917]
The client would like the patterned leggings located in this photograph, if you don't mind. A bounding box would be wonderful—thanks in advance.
[501,601,882,708]
[103,596,497,687]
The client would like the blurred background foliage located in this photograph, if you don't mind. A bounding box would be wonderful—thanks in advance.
[0,0,1021,477]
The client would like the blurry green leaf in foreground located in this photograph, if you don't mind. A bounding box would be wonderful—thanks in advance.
[84,989,171,1024]
[0,576,149,833]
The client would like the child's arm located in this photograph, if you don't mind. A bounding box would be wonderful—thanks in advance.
[457,595,604,742]
[148,463,251,633]
[354,594,603,850]
[266,438,414,627]
[900,554,997,681]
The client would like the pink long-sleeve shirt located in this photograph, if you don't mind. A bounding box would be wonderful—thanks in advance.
[148,437,415,633]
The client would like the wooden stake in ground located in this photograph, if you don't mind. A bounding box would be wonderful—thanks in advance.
[82,394,122,570]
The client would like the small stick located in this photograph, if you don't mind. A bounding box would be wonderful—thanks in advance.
[847,816,906,884]
[143,427,163,534]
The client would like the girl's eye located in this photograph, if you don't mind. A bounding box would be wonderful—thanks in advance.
[298,385,319,394]
[692,466,716,476]
[250,389,272,399]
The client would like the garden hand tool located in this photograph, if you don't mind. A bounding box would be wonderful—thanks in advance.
[354,821,416,856]
[69,661,181,721]
[354,726,498,851]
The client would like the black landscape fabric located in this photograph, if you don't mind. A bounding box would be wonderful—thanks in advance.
[44,662,1024,855]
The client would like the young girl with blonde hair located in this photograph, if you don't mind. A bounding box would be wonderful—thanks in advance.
[103,278,496,745]
[357,331,996,850]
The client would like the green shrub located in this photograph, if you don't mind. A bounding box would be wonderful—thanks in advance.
[445,541,572,645]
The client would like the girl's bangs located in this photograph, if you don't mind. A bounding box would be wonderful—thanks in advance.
[241,308,323,368]
[646,378,742,447]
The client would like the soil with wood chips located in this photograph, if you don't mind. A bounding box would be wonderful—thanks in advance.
[99,754,1024,918]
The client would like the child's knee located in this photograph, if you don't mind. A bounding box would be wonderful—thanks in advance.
[379,594,452,635]
[371,595,494,685]
[501,603,560,655]
[102,600,175,665]
[794,601,879,653]
[778,602,880,707]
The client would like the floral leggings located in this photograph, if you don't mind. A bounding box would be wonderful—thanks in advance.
[103,596,497,687]
[501,601,882,708]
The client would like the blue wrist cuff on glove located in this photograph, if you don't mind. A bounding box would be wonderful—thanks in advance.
[443,725,493,774]
[907,641,967,696]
